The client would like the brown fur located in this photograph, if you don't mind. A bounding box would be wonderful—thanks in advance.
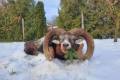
[24,41,38,55]
[24,28,94,61]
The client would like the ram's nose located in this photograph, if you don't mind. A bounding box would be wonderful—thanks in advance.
[63,44,69,47]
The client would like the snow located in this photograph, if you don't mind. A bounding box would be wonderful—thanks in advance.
[0,39,120,80]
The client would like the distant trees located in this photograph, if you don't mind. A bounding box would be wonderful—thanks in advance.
[0,0,120,40]
[84,0,114,39]
[34,1,47,39]
[105,0,120,42]
[0,0,46,41]
[57,0,120,39]
[26,1,47,40]
[57,0,81,30]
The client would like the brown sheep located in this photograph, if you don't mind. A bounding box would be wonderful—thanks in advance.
[24,28,94,61]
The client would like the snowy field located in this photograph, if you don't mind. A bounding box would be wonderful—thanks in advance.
[0,39,120,80]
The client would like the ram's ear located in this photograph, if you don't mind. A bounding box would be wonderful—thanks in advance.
[75,39,83,44]
[52,40,60,44]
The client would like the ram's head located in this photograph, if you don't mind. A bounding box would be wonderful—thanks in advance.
[43,28,94,61]
[24,27,94,61]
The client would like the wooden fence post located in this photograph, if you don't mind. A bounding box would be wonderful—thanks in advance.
[22,18,25,41]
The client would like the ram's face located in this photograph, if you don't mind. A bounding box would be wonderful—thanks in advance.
[59,34,72,49]
[52,33,83,50]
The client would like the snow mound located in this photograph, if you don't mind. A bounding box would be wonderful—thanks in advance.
[0,39,120,80]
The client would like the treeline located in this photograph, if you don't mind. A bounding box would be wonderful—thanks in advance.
[57,0,120,40]
[0,0,120,41]
[0,0,46,41]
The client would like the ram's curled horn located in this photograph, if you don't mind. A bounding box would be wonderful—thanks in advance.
[43,28,66,61]
[69,28,94,60]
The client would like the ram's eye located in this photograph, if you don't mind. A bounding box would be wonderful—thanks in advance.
[52,35,58,39]
[75,39,83,44]
[52,40,60,44]
[59,35,64,39]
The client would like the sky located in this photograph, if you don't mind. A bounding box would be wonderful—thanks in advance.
[36,0,60,21]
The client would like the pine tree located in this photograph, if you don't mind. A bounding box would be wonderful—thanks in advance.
[105,0,120,42]
[57,0,119,39]
[57,0,88,30]
[58,0,79,30]
[0,0,36,41]
[32,1,47,40]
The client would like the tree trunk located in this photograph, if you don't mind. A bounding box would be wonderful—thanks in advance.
[114,33,117,42]
[22,18,25,41]
[114,16,119,42]
[81,11,84,29]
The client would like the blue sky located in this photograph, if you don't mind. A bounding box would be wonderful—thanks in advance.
[36,0,60,21]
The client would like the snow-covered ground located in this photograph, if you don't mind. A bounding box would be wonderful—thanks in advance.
[0,39,120,80]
